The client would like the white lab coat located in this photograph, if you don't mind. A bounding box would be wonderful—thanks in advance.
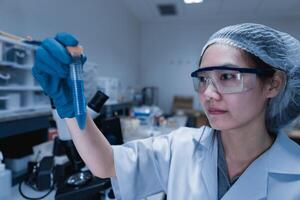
[110,126,300,200]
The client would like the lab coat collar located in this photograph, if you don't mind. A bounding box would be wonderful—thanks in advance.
[268,131,300,174]
[197,126,215,150]
[197,127,218,200]
[221,131,300,200]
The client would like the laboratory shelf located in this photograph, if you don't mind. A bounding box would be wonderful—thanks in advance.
[0,86,42,91]
[0,32,49,118]
[0,61,32,70]
[0,35,37,49]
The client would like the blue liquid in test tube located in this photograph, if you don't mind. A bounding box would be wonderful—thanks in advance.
[70,56,86,130]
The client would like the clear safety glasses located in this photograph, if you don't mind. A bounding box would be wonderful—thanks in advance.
[191,65,275,94]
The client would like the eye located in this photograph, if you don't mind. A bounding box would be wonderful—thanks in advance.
[198,76,208,83]
[220,73,236,81]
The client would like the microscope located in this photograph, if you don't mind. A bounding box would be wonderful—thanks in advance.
[51,90,112,199]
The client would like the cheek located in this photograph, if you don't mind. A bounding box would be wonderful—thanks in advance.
[197,88,267,130]
[226,89,266,121]
[199,93,205,105]
[199,93,209,113]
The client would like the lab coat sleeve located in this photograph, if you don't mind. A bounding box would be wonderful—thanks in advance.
[110,132,174,200]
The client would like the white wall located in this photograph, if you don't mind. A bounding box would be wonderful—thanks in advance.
[140,18,300,113]
[0,0,140,92]
[1,1,300,113]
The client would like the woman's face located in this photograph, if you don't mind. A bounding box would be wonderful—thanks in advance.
[199,44,270,131]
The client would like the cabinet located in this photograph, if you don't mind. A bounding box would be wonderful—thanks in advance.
[0,35,51,122]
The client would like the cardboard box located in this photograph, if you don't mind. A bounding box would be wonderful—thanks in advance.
[171,96,194,115]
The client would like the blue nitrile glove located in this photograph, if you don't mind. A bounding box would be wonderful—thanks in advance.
[32,33,87,118]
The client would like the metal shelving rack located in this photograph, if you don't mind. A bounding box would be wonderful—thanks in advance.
[0,33,51,186]
[0,34,51,122]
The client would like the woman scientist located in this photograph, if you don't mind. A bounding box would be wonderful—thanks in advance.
[32,23,300,199]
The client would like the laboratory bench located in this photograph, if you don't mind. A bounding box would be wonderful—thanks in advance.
[2,101,197,200]
[7,116,171,200]
[0,107,51,138]
[0,108,51,186]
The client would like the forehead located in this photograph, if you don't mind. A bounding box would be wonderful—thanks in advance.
[200,43,253,68]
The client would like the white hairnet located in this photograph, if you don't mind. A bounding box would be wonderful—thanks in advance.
[200,23,300,132]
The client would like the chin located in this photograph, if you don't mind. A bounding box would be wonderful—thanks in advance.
[210,124,228,131]
[208,118,237,131]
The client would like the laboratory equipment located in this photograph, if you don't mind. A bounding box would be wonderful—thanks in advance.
[52,90,108,187]
[191,65,275,94]
[52,90,108,141]
[52,91,112,200]
[0,151,12,199]
[142,86,158,106]
[96,77,120,104]
[67,46,86,130]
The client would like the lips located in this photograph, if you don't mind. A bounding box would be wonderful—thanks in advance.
[207,108,227,115]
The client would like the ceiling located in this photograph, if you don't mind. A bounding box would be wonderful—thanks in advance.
[121,0,300,23]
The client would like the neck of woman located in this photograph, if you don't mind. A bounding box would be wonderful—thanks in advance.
[220,117,275,180]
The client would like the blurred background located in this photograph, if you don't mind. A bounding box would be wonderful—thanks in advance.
[0,0,300,199]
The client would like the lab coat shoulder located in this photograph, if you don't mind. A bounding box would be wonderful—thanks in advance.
[110,126,213,200]
[266,132,300,199]
[221,132,300,200]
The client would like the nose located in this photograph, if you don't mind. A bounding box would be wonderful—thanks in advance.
[203,80,221,100]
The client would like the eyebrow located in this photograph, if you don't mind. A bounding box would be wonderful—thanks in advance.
[200,62,237,68]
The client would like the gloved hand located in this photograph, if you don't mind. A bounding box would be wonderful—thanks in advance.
[32,33,87,118]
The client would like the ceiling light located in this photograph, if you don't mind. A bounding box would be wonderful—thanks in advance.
[184,0,203,4]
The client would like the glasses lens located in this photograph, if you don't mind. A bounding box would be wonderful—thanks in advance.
[214,70,243,93]
[239,73,257,92]
[192,77,201,92]
[192,72,209,93]
[192,70,257,94]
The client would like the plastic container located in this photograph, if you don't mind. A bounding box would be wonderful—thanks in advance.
[70,56,86,130]
[0,151,12,199]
